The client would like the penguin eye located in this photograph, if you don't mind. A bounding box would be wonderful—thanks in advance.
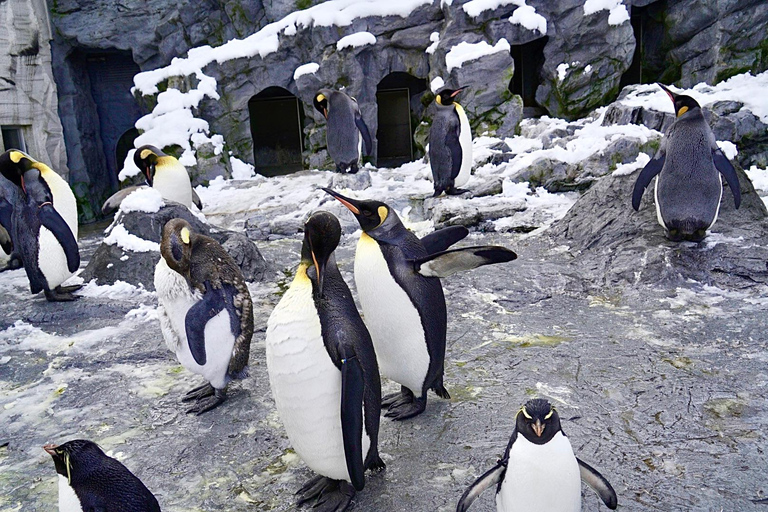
[362,209,373,217]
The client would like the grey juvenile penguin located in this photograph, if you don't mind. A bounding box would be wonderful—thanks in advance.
[154,218,253,414]
[632,83,741,242]
[429,87,472,196]
[314,89,372,174]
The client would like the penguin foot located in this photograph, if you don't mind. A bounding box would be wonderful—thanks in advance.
[446,187,469,195]
[185,388,226,415]
[381,387,414,408]
[384,395,427,421]
[297,476,355,512]
[44,289,78,302]
[56,284,83,294]
[364,451,386,472]
[182,382,215,401]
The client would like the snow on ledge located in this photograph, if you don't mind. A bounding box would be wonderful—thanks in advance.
[446,39,511,72]
[337,31,377,50]
[583,0,629,25]
[104,224,160,253]
[509,4,547,34]
[294,62,320,80]
[426,31,440,54]
[430,76,445,93]
[119,187,165,214]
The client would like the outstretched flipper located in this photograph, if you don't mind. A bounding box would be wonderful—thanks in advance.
[632,152,666,210]
[415,246,517,278]
[355,111,373,156]
[185,283,241,366]
[712,148,741,209]
[456,462,506,512]
[340,354,365,492]
[577,458,618,510]
[39,203,79,272]
[420,226,469,255]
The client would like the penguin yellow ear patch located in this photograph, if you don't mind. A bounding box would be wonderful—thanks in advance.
[316,94,325,102]
[435,95,443,106]
[140,149,154,160]
[676,106,688,117]
[377,206,388,224]
[9,151,24,164]
[180,227,190,244]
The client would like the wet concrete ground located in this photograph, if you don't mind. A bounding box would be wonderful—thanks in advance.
[1,227,767,511]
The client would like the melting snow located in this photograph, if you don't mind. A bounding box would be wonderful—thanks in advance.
[336,31,377,50]
[583,0,630,25]
[445,39,511,72]
[293,62,320,80]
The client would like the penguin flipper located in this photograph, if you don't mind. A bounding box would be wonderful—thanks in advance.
[577,457,618,510]
[39,203,80,272]
[101,185,142,215]
[192,188,203,210]
[446,123,463,181]
[631,152,665,210]
[712,148,741,209]
[415,246,517,278]
[355,111,373,156]
[340,354,366,492]
[420,226,469,255]
[456,462,506,512]
[185,283,241,366]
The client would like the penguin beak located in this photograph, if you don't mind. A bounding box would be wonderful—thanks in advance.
[450,86,466,98]
[322,107,328,119]
[19,174,26,194]
[311,248,326,295]
[143,164,154,186]
[322,187,361,215]
[43,444,58,456]
[532,420,545,437]
[657,83,677,103]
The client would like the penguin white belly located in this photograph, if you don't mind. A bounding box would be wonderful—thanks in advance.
[266,269,368,481]
[38,227,73,289]
[496,432,581,512]
[354,233,430,397]
[44,169,78,239]
[58,474,83,512]
[357,130,363,163]
[153,163,193,208]
[653,176,665,228]
[454,103,472,188]
[707,174,724,230]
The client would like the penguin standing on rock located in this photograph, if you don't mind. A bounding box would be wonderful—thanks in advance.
[0,150,80,301]
[314,89,372,174]
[154,218,253,414]
[324,188,517,420]
[456,399,618,512]
[632,83,741,242]
[266,211,384,511]
[430,87,472,197]
[44,439,161,511]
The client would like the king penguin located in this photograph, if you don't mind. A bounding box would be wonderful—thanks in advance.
[44,440,161,512]
[314,89,372,174]
[324,188,517,420]
[154,218,253,414]
[632,83,741,242]
[456,399,618,512]
[266,211,384,510]
[0,150,80,301]
[430,87,473,197]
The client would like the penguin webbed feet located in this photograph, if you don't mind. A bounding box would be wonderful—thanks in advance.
[446,187,469,196]
[183,383,226,415]
[44,285,80,302]
[363,450,386,473]
[296,475,355,512]
[382,388,427,421]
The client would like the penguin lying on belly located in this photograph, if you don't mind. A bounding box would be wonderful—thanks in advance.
[632,83,741,242]
[314,89,372,174]
[0,150,80,301]
[154,218,253,414]
[266,211,384,511]
[324,188,517,420]
[457,399,617,512]
[44,439,161,512]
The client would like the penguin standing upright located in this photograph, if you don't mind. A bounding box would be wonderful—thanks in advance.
[430,87,472,196]
[154,218,253,414]
[632,83,741,242]
[44,439,161,511]
[0,150,80,301]
[266,211,384,511]
[456,399,618,512]
[324,188,516,420]
[314,89,372,174]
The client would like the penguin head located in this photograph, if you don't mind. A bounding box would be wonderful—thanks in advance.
[160,217,194,277]
[44,440,105,484]
[0,149,40,192]
[435,86,466,106]
[658,83,700,117]
[302,211,341,295]
[322,187,393,233]
[516,398,562,445]
[314,90,330,119]
[134,145,165,186]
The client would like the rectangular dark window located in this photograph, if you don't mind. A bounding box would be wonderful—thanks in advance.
[1,126,27,153]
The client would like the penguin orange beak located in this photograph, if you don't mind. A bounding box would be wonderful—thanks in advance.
[144,165,154,186]
[532,420,545,437]
[450,86,466,98]
[322,187,361,215]
[20,175,26,194]
[43,444,58,455]
[657,83,677,103]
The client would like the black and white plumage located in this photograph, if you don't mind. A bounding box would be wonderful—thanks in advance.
[429,87,472,197]
[632,83,741,242]
[266,211,384,511]
[314,89,372,174]
[44,440,161,512]
[0,150,80,301]
[324,188,516,420]
[154,218,253,415]
[456,399,618,512]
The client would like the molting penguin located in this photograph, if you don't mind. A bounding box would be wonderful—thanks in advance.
[44,440,161,512]
[324,188,517,420]
[632,83,741,242]
[456,399,618,512]
[266,211,384,511]
[429,87,472,197]
[154,218,253,414]
[314,89,372,174]
[0,150,80,301]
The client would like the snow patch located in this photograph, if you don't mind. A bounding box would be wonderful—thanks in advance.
[293,62,320,80]
[430,76,445,93]
[231,157,256,180]
[445,39,511,72]
[336,31,376,50]
[79,280,155,301]
[426,31,440,54]
[557,63,569,81]
[118,149,141,181]
[717,140,738,160]
[583,0,629,25]
[118,187,165,214]
[509,5,547,33]
[104,224,160,253]
[612,152,650,176]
